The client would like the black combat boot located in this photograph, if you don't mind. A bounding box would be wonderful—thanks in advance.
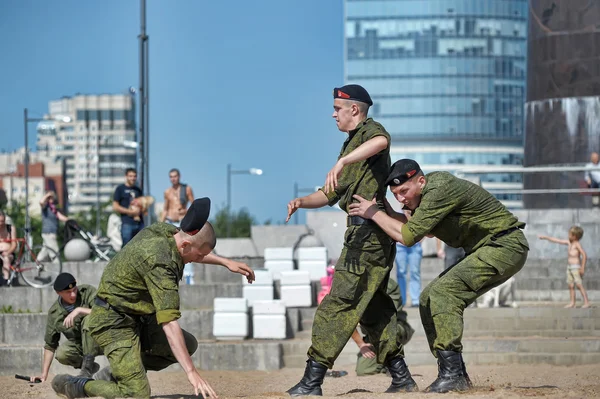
[92,366,115,382]
[52,374,92,398]
[384,357,418,393]
[461,356,473,388]
[425,350,471,393]
[78,355,99,378]
[286,358,328,397]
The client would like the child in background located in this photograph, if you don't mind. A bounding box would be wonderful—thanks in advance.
[539,226,591,308]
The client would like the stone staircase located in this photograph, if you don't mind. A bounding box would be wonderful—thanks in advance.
[0,257,598,375]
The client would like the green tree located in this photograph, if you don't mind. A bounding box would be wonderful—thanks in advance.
[69,199,113,237]
[211,206,256,238]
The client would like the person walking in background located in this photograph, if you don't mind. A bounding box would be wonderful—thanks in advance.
[160,168,196,284]
[112,168,143,247]
[395,209,423,307]
[39,191,69,262]
[539,226,591,308]
[585,152,600,206]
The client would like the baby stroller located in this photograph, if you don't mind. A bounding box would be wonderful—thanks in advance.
[63,219,117,262]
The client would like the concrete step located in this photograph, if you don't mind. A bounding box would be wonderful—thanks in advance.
[515,289,600,302]
[0,310,215,344]
[0,341,282,376]
[0,283,242,313]
[281,337,600,367]
[34,259,264,288]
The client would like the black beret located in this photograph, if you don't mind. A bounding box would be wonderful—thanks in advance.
[333,84,373,106]
[54,272,76,292]
[385,159,422,186]
[180,197,211,235]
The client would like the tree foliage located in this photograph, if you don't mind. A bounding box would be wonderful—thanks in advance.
[211,206,256,238]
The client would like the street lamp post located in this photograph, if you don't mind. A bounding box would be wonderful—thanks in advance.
[293,182,320,225]
[23,108,71,247]
[226,163,263,237]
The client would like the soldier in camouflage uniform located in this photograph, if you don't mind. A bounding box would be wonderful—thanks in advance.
[285,85,417,396]
[51,198,255,399]
[349,159,529,393]
[353,278,415,376]
[30,273,102,383]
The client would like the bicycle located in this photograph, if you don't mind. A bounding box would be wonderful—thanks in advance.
[3,237,63,288]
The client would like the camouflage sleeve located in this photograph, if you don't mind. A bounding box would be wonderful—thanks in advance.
[80,285,97,308]
[43,315,60,352]
[401,186,457,246]
[144,263,182,324]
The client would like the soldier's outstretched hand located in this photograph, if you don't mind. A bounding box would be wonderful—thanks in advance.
[324,160,344,194]
[286,198,302,223]
[348,195,379,219]
[225,259,256,283]
[186,370,218,398]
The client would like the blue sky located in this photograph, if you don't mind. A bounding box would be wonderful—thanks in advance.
[0,0,346,224]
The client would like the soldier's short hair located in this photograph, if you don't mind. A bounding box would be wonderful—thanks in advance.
[569,226,584,240]
[179,221,216,251]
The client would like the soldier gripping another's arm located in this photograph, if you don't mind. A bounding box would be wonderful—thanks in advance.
[349,159,529,393]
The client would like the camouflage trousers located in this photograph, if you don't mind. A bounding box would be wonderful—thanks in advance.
[55,316,102,368]
[308,225,401,369]
[83,305,198,398]
[420,230,529,354]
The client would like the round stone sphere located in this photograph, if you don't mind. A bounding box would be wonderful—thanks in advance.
[64,238,91,261]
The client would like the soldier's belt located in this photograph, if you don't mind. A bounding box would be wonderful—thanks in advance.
[490,226,521,241]
[95,296,119,312]
[347,216,376,227]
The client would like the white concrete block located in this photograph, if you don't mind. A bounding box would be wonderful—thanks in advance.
[298,260,328,281]
[297,247,328,261]
[244,268,273,286]
[243,285,274,307]
[264,260,294,280]
[213,312,248,340]
[280,270,311,286]
[252,300,286,315]
[281,285,312,308]
[264,247,293,261]
[213,297,248,313]
[252,314,286,339]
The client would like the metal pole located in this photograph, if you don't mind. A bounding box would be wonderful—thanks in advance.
[144,33,151,224]
[293,182,298,225]
[138,0,146,194]
[226,163,231,237]
[95,134,101,236]
[23,108,30,247]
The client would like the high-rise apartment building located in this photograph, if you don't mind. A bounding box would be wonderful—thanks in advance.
[344,0,527,207]
[37,93,137,214]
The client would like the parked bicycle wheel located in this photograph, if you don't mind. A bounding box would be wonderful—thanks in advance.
[20,245,63,288]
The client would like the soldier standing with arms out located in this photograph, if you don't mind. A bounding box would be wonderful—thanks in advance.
[349,159,529,393]
[31,273,102,383]
[285,85,417,396]
[51,198,255,399]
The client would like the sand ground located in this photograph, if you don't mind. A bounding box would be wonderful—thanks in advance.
[3,364,600,398]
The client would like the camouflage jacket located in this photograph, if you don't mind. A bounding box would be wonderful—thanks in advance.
[44,284,97,351]
[322,118,391,213]
[401,171,527,253]
[95,223,184,324]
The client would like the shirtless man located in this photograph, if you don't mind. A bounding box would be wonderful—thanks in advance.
[0,211,17,285]
[160,168,196,284]
[160,169,194,225]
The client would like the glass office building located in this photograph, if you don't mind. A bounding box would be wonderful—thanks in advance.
[344,0,527,207]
